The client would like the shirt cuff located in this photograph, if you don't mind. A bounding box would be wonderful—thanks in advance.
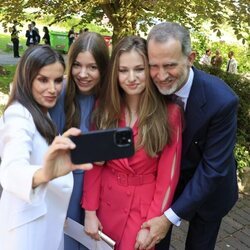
[164,208,181,226]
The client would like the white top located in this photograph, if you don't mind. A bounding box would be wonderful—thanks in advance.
[164,68,194,226]
[0,102,73,250]
[174,68,194,110]
[199,54,211,66]
[227,58,238,74]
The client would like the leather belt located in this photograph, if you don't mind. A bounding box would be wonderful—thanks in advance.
[110,169,156,186]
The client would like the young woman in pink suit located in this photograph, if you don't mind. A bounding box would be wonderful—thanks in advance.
[82,36,183,250]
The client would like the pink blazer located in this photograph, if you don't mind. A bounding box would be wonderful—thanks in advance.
[82,103,182,249]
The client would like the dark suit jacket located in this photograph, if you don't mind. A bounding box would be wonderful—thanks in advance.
[172,67,239,221]
[25,29,39,46]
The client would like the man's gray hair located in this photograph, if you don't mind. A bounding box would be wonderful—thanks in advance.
[147,22,192,57]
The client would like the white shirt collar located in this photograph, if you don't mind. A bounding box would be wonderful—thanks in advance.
[174,68,194,110]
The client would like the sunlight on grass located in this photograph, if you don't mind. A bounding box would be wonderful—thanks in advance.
[0,33,26,53]
[0,65,16,95]
[0,105,5,116]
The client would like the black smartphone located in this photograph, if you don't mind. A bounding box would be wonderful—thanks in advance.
[70,127,134,164]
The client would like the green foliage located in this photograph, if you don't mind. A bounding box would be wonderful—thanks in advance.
[192,32,250,74]
[210,42,249,74]
[0,33,25,53]
[0,0,249,46]
[0,64,15,116]
[34,14,110,35]
[195,63,250,174]
[0,33,11,52]
[235,144,250,178]
[0,105,4,115]
[0,65,15,94]
[192,32,209,55]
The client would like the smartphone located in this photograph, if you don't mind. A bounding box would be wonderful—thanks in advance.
[70,127,134,164]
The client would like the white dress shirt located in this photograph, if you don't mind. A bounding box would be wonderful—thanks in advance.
[164,68,194,226]
[226,58,238,74]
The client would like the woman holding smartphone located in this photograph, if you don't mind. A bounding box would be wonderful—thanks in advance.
[0,45,92,250]
[49,31,109,250]
[82,36,183,250]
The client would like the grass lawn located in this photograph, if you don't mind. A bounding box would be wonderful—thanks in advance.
[0,64,15,115]
[0,105,4,115]
[0,33,26,54]
[0,65,16,94]
[0,33,12,52]
[0,34,18,115]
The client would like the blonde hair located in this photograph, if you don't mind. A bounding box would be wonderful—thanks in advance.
[93,36,170,157]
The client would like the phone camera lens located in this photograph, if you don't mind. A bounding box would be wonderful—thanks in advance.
[115,131,131,146]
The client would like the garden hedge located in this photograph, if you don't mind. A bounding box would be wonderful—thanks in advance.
[195,63,250,177]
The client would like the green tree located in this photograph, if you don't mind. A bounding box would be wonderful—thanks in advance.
[0,0,249,45]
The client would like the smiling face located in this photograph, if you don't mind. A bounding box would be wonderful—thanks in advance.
[71,51,100,95]
[32,62,64,113]
[148,38,195,95]
[118,50,146,97]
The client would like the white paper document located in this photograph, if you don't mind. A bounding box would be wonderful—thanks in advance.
[64,217,115,250]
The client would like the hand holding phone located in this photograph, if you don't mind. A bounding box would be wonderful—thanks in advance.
[70,127,134,164]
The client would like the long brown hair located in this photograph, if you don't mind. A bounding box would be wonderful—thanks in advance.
[94,36,170,157]
[4,45,65,144]
[64,32,109,131]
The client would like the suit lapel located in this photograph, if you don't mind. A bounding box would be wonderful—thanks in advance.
[182,68,207,155]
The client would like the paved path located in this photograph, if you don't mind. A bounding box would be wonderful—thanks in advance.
[170,192,250,249]
[0,183,249,249]
[0,52,21,65]
[0,51,67,65]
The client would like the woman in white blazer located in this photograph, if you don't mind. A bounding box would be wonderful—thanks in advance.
[0,45,92,250]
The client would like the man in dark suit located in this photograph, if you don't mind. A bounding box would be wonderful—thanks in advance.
[25,23,39,46]
[138,22,238,250]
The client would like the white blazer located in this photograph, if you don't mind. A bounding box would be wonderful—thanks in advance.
[0,102,73,250]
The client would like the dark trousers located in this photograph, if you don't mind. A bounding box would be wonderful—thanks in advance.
[156,215,222,250]
[12,38,19,57]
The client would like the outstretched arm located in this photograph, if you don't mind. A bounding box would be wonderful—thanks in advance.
[32,128,92,187]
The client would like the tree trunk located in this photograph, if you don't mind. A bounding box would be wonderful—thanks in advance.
[101,2,137,48]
